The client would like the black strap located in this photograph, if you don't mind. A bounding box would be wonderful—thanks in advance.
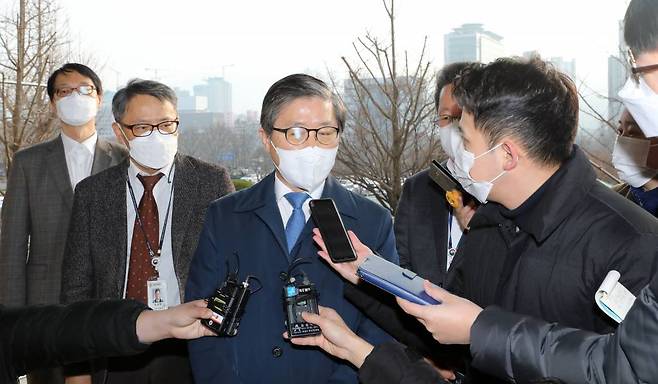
[126,165,175,271]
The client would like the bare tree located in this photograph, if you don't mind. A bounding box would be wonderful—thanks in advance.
[0,0,61,174]
[333,0,437,214]
[573,48,630,185]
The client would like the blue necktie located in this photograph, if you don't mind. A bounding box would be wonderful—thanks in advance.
[285,192,310,253]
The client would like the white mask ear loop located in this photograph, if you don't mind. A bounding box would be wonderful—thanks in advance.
[269,138,282,172]
[489,169,507,183]
[475,143,513,184]
[116,123,131,148]
[473,142,503,161]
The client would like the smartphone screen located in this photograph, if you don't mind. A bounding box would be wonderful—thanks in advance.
[309,198,357,263]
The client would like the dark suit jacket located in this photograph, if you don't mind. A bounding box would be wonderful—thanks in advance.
[0,135,126,306]
[185,172,398,384]
[60,154,234,304]
[395,169,451,285]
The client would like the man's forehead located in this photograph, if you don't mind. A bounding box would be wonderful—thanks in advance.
[54,71,93,85]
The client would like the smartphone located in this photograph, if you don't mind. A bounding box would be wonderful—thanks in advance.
[428,159,476,204]
[357,255,441,305]
[309,198,357,263]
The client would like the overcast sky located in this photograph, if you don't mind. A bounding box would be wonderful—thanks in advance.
[34,0,632,114]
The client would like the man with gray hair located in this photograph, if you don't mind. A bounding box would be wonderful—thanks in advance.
[185,73,398,383]
[60,79,234,383]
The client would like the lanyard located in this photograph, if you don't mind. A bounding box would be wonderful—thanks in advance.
[126,165,175,275]
[447,208,455,253]
[447,208,457,272]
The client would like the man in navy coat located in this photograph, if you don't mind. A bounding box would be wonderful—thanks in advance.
[185,74,398,383]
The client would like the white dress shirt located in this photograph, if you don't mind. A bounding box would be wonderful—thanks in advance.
[123,161,181,306]
[61,132,97,190]
[446,210,463,271]
[274,175,324,229]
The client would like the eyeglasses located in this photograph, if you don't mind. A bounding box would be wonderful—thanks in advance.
[628,49,658,84]
[117,120,180,137]
[55,85,97,98]
[271,126,340,146]
[433,114,460,128]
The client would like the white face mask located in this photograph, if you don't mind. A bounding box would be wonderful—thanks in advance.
[124,131,178,170]
[439,122,462,160]
[447,142,506,204]
[56,93,98,127]
[612,134,657,188]
[270,140,337,192]
[618,77,658,138]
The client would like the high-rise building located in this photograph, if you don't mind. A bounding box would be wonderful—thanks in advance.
[608,20,628,121]
[96,90,116,138]
[193,77,232,127]
[176,87,209,112]
[444,23,504,65]
[194,77,232,114]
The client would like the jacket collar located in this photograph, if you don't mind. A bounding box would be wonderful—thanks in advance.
[470,146,596,243]
[233,171,358,258]
[234,172,358,219]
[171,154,198,262]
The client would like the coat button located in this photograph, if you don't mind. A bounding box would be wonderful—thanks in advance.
[279,271,288,281]
[272,346,283,358]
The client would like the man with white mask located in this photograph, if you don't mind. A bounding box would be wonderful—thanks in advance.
[0,63,126,384]
[60,79,234,384]
[611,108,658,217]
[434,57,658,382]
[185,73,398,384]
[300,57,658,384]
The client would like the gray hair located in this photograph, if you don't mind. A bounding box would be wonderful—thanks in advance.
[260,74,346,134]
[112,79,178,122]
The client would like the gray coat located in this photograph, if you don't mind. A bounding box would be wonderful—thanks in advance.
[0,135,126,306]
[470,275,658,384]
[60,154,234,303]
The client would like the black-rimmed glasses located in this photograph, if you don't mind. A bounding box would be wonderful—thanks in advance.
[55,85,97,98]
[117,120,180,137]
[271,126,340,146]
[432,114,460,128]
[628,49,658,84]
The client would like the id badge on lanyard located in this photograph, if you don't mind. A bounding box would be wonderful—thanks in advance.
[147,279,168,311]
[127,167,174,311]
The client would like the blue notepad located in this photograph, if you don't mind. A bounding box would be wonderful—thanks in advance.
[356,255,441,305]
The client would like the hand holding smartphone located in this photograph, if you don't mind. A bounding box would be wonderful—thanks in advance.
[309,199,357,263]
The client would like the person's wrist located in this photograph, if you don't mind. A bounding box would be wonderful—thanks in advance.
[467,306,486,344]
[136,309,168,343]
[347,335,374,368]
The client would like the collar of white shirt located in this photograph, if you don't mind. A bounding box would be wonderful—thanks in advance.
[274,174,324,205]
[128,159,175,182]
[61,131,97,156]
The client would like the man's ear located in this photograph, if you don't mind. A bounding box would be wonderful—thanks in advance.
[259,127,270,151]
[501,141,520,171]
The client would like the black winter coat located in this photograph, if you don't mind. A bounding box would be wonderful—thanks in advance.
[447,146,658,334]
[470,272,658,383]
[0,300,148,383]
